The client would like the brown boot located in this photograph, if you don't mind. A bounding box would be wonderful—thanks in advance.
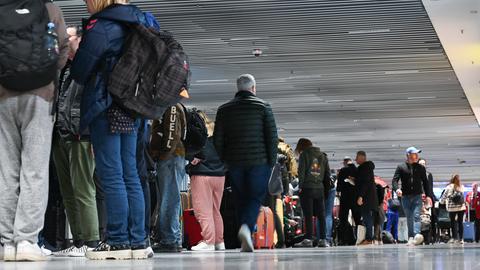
[357,240,373,246]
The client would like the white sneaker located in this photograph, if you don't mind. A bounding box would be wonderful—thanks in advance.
[145,247,154,258]
[191,241,215,251]
[40,245,52,256]
[414,234,424,246]
[2,243,16,261]
[16,241,47,261]
[215,242,226,251]
[448,238,455,244]
[407,237,415,246]
[238,225,254,252]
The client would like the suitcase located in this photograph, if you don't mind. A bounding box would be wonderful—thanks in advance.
[464,205,475,242]
[254,206,275,249]
[398,217,409,242]
[183,209,203,249]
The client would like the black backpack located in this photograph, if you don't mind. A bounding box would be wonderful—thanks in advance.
[0,0,58,91]
[182,107,208,156]
[55,63,83,138]
[107,23,191,119]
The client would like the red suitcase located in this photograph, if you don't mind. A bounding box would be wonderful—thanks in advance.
[183,209,203,249]
[254,206,275,249]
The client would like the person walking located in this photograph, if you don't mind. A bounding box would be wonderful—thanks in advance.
[187,111,226,252]
[214,74,278,252]
[294,138,331,248]
[440,175,466,245]
[392,147,430,246]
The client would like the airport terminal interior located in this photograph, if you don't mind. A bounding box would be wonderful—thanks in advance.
[1,0,480,269]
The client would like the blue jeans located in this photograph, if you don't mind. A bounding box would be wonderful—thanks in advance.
[229,164,272,231]
[155,155,186,246]
[361,207,374,241]
[319,187,336,242]
[386,210,399,240]
[90,114,145,246]
[401,194,422,238]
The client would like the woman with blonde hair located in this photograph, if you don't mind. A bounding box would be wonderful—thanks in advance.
[186,110,226,251]
[440,174,466,244]
[71,0,158,260]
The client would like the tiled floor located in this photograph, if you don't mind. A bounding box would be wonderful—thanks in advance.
[1,244,480,270]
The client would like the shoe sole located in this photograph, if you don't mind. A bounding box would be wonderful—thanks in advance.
[238,236,254,252]
[86,250,132,260]
[15,253,48,261]
[131,249,148,260]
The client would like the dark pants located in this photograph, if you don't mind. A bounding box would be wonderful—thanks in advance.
[267,195,284,247]
[338,195,362,243]
[300,188,326,240]
[94,172,107,242]
[229,164,272,231]
[361,207,375,241]
[449,211,464,240]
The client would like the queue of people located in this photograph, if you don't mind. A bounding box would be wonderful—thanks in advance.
[0,0,478,263]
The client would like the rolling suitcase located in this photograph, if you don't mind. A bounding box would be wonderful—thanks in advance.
[183,209,203,249]
[254,206,275,249]
[464,205,475,242]
[221,185,240,249]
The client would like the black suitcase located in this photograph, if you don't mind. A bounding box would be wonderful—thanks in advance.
[221,183,240,249]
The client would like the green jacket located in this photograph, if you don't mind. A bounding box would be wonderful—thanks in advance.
[214,91,278,167]
[298,146,331,190]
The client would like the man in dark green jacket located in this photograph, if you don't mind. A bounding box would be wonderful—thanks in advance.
[214,74,278,252]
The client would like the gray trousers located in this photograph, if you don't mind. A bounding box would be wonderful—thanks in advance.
[0,95,54,244]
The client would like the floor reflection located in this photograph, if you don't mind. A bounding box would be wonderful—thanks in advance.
[1,245,479,270]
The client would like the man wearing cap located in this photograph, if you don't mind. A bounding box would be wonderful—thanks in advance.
[392,147,430,246]
[336,156,361,245]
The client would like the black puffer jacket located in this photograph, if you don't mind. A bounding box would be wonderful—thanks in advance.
[187,138,225,177]
[356,161,378,210]
[337,163,357,200]
[392,162,429,196]
[214,91,278,167]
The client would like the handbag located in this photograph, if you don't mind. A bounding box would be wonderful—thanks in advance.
[388,193,401,211]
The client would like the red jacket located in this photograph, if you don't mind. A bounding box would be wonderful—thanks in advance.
[466,191,480,219]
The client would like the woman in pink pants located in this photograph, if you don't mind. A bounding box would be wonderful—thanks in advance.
[188,111,226,251]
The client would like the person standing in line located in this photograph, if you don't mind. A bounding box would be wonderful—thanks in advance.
[149,104,187,253]
[355,151,378,246]
[324,169,337,246]
[187,111,226,252]
[392,147,430,246]
[294,138,331,248]
[336,157,361,246]
[466,183,480,243]
[0,0,68,262]
[214,74,278,252]
[440,174,466,245]
[71,0,153,260]
[52,25,99,258]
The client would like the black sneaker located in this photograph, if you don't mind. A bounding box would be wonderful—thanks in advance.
[152,243,182,253]
[294,239,313,248]
[85,242,131,260]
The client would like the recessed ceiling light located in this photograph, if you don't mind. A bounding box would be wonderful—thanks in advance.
[407,96,437,100]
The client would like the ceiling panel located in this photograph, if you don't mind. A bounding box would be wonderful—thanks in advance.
[56,0,480,183]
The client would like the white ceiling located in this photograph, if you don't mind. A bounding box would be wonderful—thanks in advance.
[56,0,480,184]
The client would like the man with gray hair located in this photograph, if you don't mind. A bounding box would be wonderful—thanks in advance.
[214,74,278,252]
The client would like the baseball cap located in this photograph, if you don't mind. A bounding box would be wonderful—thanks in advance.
[406,146,422,154]
[343,156,352,161]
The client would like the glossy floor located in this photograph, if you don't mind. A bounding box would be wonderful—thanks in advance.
[1,244,479,270]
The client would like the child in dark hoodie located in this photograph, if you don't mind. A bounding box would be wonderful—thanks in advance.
[294,138,331,248]
[355,151,378,246]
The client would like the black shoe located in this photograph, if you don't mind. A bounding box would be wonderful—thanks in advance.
[294,239,313,248]
[317,239,330,248]
[152,243,182,253]
[86,242,131,260]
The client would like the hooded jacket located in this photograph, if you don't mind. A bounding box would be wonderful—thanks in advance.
[71,4,152,131]
[298,146,331,190]
[356,161,378,210]
[187,137,225,177]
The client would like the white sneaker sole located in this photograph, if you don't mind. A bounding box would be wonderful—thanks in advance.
[16,253,48,261]
[238,232,254,252]
[86,249,132,260]
[131,249,148,260]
